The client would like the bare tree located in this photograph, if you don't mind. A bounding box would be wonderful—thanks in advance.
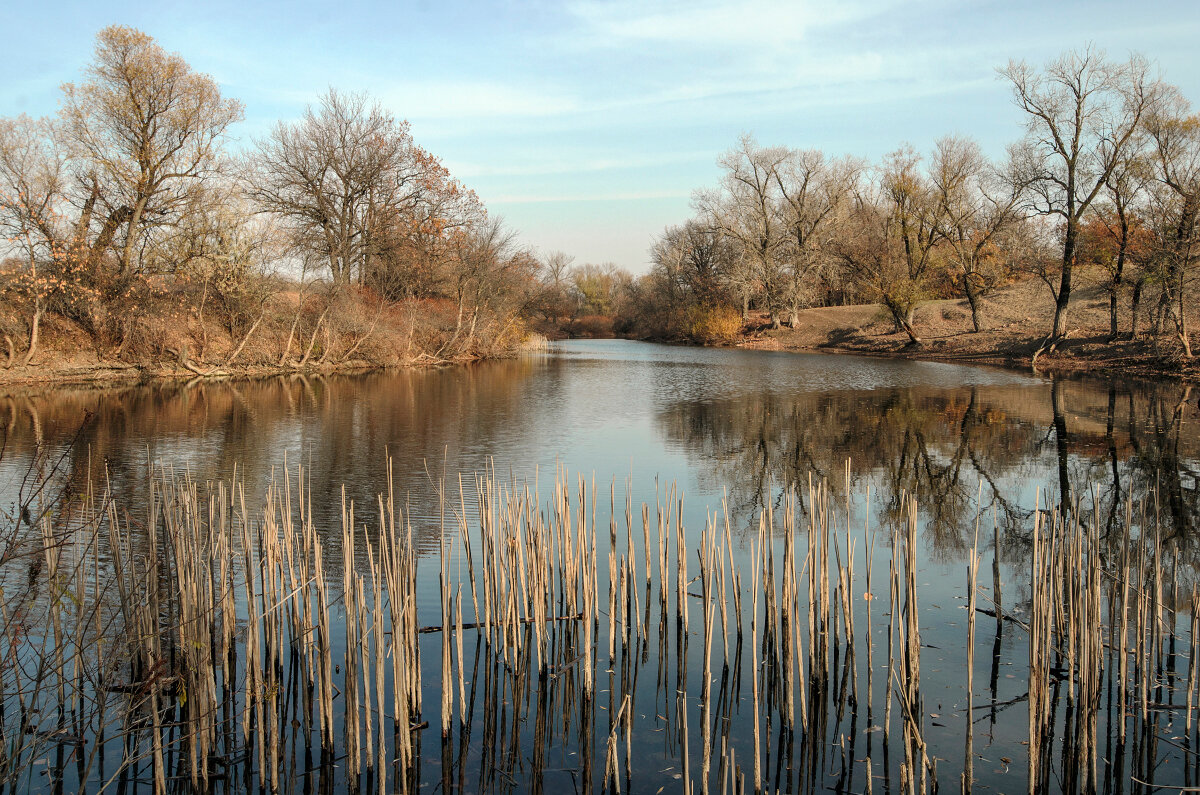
[1092,144,1152,340]
[435,216,520,355]
[0,116,68,364]
[930,136,1026,332]
[695,134,789,324]
[774,150,860,326]
[650,221,734,305]
[1143,87,1200,356]
[536,250,575,325]
[247,89,424,287]
[1001,46,1160,341]
[542,250,574,288]
[61,25,243,278]
[830,147,944,346]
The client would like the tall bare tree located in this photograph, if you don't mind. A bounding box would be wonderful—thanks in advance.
[695,134,789,324]
[61,25,243,278]
[247,89,426,286]
[774,150,860,326]
[930,136,1026,332]
[1144,87,1200,356]
[1001,46,1160,340]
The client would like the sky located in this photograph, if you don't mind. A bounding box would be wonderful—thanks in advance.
[2,1,1199,273]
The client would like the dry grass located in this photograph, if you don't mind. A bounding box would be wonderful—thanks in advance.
[0,285,537,386]
[745,277,1200,380]
[1,456,1192,793]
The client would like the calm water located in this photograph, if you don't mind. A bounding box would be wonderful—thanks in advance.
[1,339,1198,792]
[4,339,1196,544]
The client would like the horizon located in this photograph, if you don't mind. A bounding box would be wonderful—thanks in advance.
[4,0,1198,273]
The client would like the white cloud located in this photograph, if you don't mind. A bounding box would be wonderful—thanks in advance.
[565,0,889,49]
[374,80,578,121]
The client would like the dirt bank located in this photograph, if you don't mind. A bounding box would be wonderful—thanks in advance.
[739,279,1199,383]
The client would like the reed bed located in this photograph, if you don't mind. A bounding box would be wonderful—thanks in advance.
[0,461,1196,793]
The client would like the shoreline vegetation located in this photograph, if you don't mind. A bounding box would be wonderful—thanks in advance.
[3,33,1199,386]
[0,275,1193,387]
[0,287,551,388]
[1,461,1193,792]
[0,28,550,389]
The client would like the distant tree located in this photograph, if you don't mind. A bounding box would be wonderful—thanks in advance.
[831,147,945,346]
[1143,88,1200,355]
[773,150,860,326]
[570,263,627,316]
[929,136,1026,332]
[695,135,789,324]
[542,250,574,288]
[440,216,533,355]
[1001,46,1160,340]
[536,250,575,325]
[650,221,734,305]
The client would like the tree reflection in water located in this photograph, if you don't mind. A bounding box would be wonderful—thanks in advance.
[2,342,1200,793]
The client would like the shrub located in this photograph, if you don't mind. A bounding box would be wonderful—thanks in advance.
[687,304,743,345]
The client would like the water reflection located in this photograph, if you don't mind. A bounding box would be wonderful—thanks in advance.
[2,341,1198,560]
[2,340,1199,793]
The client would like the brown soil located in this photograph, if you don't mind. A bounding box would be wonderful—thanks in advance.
[740,278,1200,382]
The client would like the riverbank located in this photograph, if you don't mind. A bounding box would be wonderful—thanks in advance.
[737,279,1200,382]
[0,288,540,387]
[0,356,393,387]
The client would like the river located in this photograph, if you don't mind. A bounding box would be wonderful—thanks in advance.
[0,340,1196,792]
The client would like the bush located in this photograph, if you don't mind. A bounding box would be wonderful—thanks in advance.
[687,304,743,345]
[691,305,744,345]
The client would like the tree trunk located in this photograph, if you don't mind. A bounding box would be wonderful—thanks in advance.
[1154,288,1171,338]
[1109,216,1127,340]
[120,196,149,277]
[902,305,922,346]
[1129,278,1145,339]
[22,300,41,366]
[887,298,922,346]
[1177,276,1192,358]
[1051,221,1077,339]
[964,277,983,333]
[1108,291,1120,341]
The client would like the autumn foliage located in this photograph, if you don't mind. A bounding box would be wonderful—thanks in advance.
[0,26,543,375]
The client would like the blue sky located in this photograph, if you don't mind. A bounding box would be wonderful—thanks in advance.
[3,1,1198,272]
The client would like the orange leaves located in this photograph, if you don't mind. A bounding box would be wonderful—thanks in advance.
[1075,210,1153,271]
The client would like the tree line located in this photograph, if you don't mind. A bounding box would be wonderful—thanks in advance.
[4,33,1197,367]
[0,26,543,370]
[619,46,1200,355]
